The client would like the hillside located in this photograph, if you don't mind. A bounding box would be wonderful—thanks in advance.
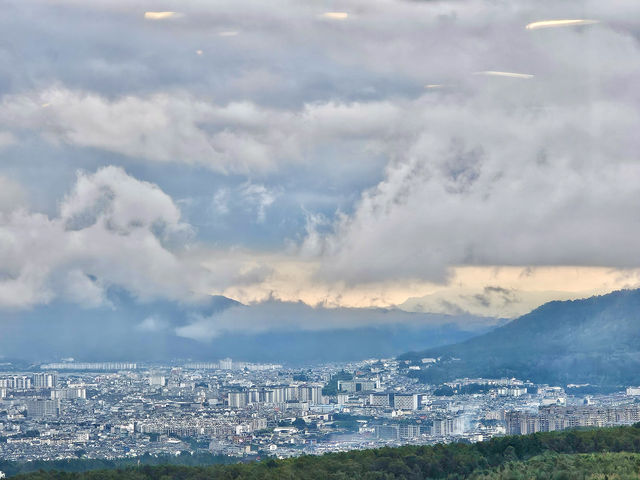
[9,425,640,480]
[471,452,640,480]
[399,289,640,385]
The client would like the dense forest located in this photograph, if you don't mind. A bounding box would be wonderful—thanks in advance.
[0,452,238,478]
[8,424,640,479]
[471,452,640,479]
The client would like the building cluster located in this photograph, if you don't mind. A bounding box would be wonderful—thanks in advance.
[184,359,282,371]
[40,363,137,371]
[2,359,640,462]
[506,405,640,434]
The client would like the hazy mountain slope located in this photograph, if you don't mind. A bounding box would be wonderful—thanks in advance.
[0,289,495,364]
[399,289,640,385]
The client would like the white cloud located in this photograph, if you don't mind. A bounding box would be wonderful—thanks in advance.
[240,183,277,223]
[0,89,400,174]
[302,93,640,284]
[136,316,169,332]
[0,166,208,309]
[174,300,489,342]
[1,0,640,322]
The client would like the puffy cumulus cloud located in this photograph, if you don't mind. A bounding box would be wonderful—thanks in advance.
[0,166,208,309]
[0,88,401,174]
[0,90,289,173]
[301,49,640,284]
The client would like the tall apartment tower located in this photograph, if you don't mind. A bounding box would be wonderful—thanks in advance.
[33,372,58,388]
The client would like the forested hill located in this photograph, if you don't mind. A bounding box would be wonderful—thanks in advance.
[399,288,640,385]
[10,424,640,480]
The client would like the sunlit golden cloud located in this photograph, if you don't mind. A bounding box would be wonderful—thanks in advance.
[399,266,640,318]
[144,11,179,20]
[199,247,640,319]
[321,12,349,20]
[526,19,599,30]
[474,71,534,79]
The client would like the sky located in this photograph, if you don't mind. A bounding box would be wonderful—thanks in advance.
[1,0,640,337]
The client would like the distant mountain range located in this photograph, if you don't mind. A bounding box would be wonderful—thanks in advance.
[399,289,640,386]
[0,288,495,365]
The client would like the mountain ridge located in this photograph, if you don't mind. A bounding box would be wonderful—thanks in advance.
[0,289,496,364]
[399,288,640,385]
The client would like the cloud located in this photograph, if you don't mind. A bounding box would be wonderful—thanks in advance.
[1,0,640,321]
[399,267,640,318]
[301,72,640,283]
[0,176,27,213]
[174,299,491,341]
[0,88,402,174]
[1,90,288,174]
[240,183,278,223]
[136,316,169,332]
[0,166,208,309]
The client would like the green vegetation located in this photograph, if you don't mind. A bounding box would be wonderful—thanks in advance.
[328,413,365,432]
[400,289,640,386]
[470,452,640,480]
[321,370,353,396]
[0,452,235,477]
[10,424,640,479]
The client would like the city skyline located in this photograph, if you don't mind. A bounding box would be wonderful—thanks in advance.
[2,0,640,475]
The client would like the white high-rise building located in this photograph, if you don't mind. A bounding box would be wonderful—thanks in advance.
[149,375,166,386]
[228,392,248,408]
[33,372,57,388]
[51,387,86,400]
[393,394,420,411]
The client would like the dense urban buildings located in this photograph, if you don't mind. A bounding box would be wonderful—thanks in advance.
[3,358,640,462]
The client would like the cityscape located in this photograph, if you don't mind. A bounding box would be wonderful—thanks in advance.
[3,358,640,463]
[2,0,640,477]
